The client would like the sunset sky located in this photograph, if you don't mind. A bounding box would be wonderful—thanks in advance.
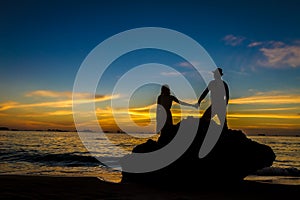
[1,0,300,135]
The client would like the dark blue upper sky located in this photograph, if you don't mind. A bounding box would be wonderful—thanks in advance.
[1,0,300,99]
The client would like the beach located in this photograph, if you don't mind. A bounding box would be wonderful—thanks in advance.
[1,175,299,200]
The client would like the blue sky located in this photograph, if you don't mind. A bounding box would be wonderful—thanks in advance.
[1,0,300,134]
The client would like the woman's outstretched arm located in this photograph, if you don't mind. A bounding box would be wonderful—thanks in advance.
[173,96,196,108]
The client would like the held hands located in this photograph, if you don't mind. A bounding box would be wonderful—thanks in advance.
[192,103,200,109]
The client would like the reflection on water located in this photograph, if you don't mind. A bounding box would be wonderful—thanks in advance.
[249,136,300,168]
[245,175,300,185]
[0,131,157,183]
[0,131,299,184]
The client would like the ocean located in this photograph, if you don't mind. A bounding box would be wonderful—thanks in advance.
[1,131,300,185]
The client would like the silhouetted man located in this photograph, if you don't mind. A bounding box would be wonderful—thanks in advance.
[196,68,229,129]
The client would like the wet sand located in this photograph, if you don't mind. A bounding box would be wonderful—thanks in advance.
[1,175,299,199]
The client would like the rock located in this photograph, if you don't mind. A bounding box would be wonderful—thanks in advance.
[121,117,276,186]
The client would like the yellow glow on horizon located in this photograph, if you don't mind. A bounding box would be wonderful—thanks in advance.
[1,89,300,132]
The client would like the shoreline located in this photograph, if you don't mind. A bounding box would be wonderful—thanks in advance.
[1,175,299,199]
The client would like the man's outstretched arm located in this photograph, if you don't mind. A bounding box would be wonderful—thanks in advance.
[224,82,229,105]
[198,87,209,104]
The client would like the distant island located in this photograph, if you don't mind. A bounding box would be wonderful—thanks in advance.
[0,126,75,132]
[0,126,126,133]
[257,133,266,136]
[0,127,10,131]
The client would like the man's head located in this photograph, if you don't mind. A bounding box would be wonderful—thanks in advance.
[213,68,223,79]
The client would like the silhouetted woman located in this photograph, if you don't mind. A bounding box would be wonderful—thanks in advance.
[156,84,195,133]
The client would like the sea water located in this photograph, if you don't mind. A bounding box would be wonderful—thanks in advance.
[244,136,300,185]
[0,131,299,184]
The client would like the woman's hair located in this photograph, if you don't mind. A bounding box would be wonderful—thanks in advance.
[161,84,170,95]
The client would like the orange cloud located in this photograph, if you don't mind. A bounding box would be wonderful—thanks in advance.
[228,113,300,119]
[0,92,119,111]
[247,107,300,112]
[26,90,73,98]
[229,92,300,105]
[26,90,110,99]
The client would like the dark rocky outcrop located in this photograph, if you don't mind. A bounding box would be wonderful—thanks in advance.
[121,117,276,186]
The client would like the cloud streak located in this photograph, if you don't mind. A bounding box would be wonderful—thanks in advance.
[26,90,107,99]
[0,90,119,111]
[222,34,246,46]
[229,92,300,105]
[176,61,201,68]
[247,39,300,68]
[26,90,73,98]
[259,44,300,68]
[247,42,263,47]
[228,113,300,119]
[160,71,184,77]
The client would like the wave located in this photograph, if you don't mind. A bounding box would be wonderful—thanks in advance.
[1,151,103,167]
[253,167,300,176]
[2,150,299,176]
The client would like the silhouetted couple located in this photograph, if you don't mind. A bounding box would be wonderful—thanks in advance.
[156,68,229,133]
